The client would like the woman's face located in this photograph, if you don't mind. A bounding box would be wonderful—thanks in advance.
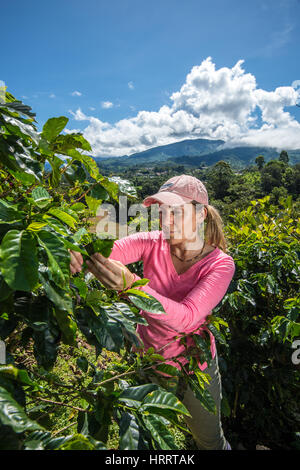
[158,202,206,245]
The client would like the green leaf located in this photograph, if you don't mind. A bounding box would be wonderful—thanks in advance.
[90,183,110,201]
[57,434,95,450]
[32,321,60,370]
[131,278,150,288]
[42,117,68,142]
[2,114,39,144]
[46,208,77,229]
[140,389,191,417]
[192,333,213,366]
[27,222,48,232]
[0,386,42,433]
[0,365,39,388]
[119,412,140,450]
[36,230,70,287]
[142,414,178,450]
[108,176,138,199]
[31,187,52,208]
[0,230,39,291]
[70,277,88,299]
[84,238,115,257]
[53,133,92,152]
[206,323,227,345]
[76,357,89,373]
[124,288,151,298]
[38,271,73,313]
[61,239,88,257]
[154,364,180,377]
[118,384,160,408]
[127,292,166,314]
[0,200,24,224]
[52,308,77,346]
[64,149,99,180]
[48,155,64,188]
[188,378,216,414]
[97,175,120,202]
[70,203,86,214]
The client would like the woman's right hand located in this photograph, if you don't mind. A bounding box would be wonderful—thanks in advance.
[69,249,84,275]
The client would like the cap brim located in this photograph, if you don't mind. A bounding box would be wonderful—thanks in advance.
[143,191,192,207]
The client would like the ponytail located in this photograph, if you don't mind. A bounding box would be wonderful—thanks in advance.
[191,201,228,253]
[203,204,228,253]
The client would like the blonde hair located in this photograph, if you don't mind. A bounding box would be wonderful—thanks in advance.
[191,201,228,253]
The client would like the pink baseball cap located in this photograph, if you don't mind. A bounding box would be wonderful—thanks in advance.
[143,174,209,207]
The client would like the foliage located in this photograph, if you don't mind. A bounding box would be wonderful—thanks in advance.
[216,194,300,449]
[0,93,222,450]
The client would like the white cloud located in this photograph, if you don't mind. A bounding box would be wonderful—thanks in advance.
[68,57,300,157]
[89,106,96,111]
[71,91,82,96]
[292,80,300,89]
[49,93,56,99]
[128,81,134,90]
[101,101,113,109]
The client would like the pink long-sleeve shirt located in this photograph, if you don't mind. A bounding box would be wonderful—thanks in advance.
[108,230,235,372]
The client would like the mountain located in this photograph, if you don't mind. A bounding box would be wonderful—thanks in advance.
[94,138,225,167]
[169,146,300,168]
[94,138,300,170]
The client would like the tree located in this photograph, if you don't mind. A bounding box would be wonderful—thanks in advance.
[255,155,265,170]
[279,150,289,164]
[260,160,285,193]
[207,161,235,200]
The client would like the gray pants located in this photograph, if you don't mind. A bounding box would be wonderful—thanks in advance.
[149,352,229,450]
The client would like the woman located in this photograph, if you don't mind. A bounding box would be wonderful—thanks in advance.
[69,174,235,450]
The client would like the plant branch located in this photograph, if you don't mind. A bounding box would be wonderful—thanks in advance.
[52,421,77,437]
[34,396,89,413]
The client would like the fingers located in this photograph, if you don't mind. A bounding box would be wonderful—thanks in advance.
[69,249,83,274]
[86,258,116,289]
[87,256,116,283]
[91,253,121,276]
[72,250,83,265]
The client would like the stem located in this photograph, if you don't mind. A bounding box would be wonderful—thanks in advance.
[29,370,75,390]
[52,421,77,437]
[73,181,98,203]
[60,158,74,177]
[93,356,183,388]
[34,396,89,413]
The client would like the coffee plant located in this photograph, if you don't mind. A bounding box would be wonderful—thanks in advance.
[0,92,222,450]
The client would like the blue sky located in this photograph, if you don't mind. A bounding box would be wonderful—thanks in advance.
[1,0,300,156]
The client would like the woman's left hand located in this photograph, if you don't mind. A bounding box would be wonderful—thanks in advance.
[86,253,135,291]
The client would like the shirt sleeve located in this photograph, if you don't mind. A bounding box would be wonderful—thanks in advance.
[132,258,236,333]
[108,231,149,265]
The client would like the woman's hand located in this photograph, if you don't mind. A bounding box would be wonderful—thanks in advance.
[86,252,135,291]
[69,249,84,275]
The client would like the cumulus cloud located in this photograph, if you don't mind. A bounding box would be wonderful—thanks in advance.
[71,91,82,96]
[68,57,300,157]
[128,81,134,90]
[292,80,300,89]
[101,101,113,109]
[49,93,56,99]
